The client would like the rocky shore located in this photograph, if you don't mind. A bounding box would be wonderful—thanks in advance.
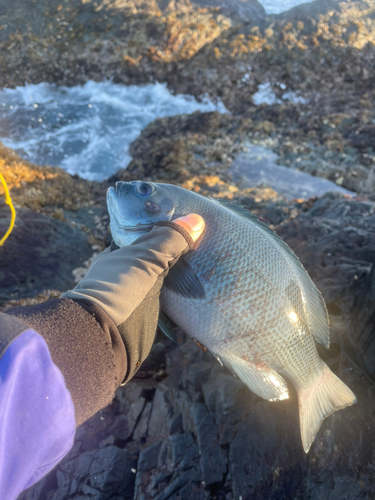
[1,0,375,192]
[2,122,374,500]
[0,0,375,499]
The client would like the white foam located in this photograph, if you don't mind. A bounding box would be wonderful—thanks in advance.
[0,81,228,181]
[252,83,281,106]
[282,91,308,105]
[252,82,308,106]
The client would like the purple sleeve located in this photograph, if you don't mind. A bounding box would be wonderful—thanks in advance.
[0,329,76,500]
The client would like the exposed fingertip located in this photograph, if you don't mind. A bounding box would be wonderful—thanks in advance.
[174,214,205,243]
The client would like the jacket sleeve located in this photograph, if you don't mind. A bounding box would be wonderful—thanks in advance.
[0,224,193,499]
[0,313,76,500]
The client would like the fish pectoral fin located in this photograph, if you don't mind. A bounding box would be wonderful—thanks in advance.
[157,311,177,342]
[221,355,289,402]
[164,255,205,299]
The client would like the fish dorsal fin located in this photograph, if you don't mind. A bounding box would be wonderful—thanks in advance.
[220,352,289,402]
[216,200,273,231]
[218,200,330,349]
[164,255,206,299]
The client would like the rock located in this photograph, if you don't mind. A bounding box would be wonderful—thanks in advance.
[134,432,206,499]
[0,204,93,305]
[345,255,375,381]
[148,385,174,438]
[1,0,375,191]
[188,402,227,485]
[111,111,254,184]
[277,192,375,334]
[54,446,137,499]
[191,0,265,22]
[0,142,101,214]
[133,401,153,442]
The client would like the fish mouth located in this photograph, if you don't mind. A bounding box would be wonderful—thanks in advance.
[110,219,154,232]
[107,187,148,229]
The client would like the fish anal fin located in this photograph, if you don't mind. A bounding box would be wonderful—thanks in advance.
[221,354,289,402]
[297,363,356,453]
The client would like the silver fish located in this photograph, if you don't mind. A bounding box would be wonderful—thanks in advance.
[107,181,356,452]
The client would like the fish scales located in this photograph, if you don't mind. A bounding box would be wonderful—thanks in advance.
[162,196,321,386]
[107,181,356,452]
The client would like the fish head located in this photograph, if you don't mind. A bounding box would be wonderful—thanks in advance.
[107,181,179,246]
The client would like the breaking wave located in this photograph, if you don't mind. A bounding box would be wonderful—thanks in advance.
[0,81,228,181]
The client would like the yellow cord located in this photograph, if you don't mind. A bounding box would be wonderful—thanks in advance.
[0,173,16,246]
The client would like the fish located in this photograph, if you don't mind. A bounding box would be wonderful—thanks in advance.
[107,180,356,452]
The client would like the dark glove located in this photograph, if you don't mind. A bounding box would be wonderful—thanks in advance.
[8,216,204,426]
[62,220,201,383]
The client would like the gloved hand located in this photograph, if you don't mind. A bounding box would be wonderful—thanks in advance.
[8,215,204,425]
[62,214,204,383]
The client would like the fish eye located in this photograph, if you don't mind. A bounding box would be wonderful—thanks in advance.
[136,182,154,196]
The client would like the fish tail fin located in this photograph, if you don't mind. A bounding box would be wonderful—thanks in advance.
[297,363,356,453]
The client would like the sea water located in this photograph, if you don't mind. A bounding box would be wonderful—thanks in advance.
[0,81,228,181]
[259,0,312,14]
[230,143,354,200]
[0,79,353,199]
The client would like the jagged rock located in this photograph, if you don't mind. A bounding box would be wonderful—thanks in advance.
[135,432,206,499]
[0,142,101,214]
[110,112,253,183]
[0,204,93,305]
[53,446,137,499]
[187,402,227,485]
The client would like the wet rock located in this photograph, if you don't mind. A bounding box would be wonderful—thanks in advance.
[1,0,375,192]
[111,111,254,184]
[0,142,101,214]
[0,204,93,305]
[277,192,375,334]
[53,446,137,500]
[135,432,206,500]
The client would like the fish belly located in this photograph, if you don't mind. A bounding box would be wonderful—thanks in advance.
[161,283,323,390]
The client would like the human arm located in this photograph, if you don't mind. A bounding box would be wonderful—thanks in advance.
[0,215,204,499]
